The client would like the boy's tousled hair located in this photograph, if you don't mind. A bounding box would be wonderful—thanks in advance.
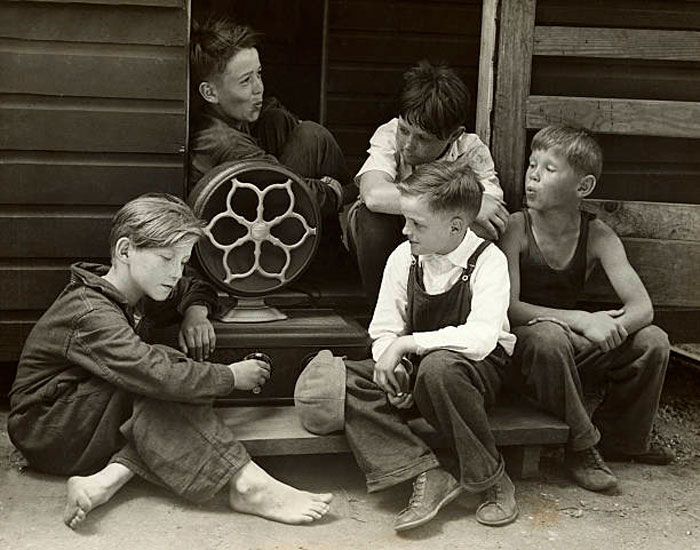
[399,60,470,140]
[190,16,260,84]
[397,160,483,219]
[109,194,205,258]
[531,125,604,180]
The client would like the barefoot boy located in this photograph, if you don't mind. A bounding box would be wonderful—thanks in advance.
[348,60,508,303]
[345,161,518,531]
[499,125,673,493]
[7,193,332,528]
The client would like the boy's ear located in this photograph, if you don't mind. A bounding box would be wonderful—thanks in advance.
[450,215,465,235]
[198,81,219,104]
[577,174,597,198]
[114,237,132,263]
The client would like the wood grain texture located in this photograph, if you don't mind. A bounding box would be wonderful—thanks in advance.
[491,0,537,209]
[583,200,700,241]
[0,3,185,45]
[527,96,700,138]
[218,403,569,456]
[534,26,700,61]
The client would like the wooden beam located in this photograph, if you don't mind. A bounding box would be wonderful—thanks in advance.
[491,0,536,210]
[527,96,700,139]
[534,26,700,62]
[583,200,700,241]
[475,0,499,145]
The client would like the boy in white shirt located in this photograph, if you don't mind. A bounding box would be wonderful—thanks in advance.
[344,160,518,532]
[348,60,508,304]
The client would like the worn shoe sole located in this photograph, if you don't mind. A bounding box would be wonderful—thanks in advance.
[394,484,464,532]
[475,502,519,527]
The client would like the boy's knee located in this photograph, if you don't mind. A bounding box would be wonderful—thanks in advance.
[416,350,471,388]
[295,120,331,144]
[515,321,572,355]
[629,325,670,359]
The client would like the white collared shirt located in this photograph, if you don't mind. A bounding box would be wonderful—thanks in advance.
[369,230,516,362]
[355,118,503,200]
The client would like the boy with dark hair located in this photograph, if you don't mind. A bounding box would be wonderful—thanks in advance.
[7,193,332,529]
[349,60,508,303]
[499,125,673,493]
[345,160,518,532]
[189,16,355,263]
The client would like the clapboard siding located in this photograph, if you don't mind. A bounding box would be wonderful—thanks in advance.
[1,0,187,361]
[0,266,82,311]
[0,42,185,100]
[326,0,484,174]
[1,101,185,153]
[0,153,182,205]
[0,3,185,45]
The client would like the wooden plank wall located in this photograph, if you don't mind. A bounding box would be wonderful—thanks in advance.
[492,0,700,330]
[324,0,485,174]
[0,0,188,361]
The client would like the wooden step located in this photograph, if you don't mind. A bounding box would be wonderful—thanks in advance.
[217,403,570,478]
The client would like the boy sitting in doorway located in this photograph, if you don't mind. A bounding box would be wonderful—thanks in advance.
[345,160,518,531]
[189,16,355,267]
[348,60,509,304]
[499,125,673,493]
[7,193,332,529]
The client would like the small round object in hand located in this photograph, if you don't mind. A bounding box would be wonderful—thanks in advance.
[244,352,272,394]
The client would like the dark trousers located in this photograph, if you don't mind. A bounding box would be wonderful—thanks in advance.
[347,202,404,305]
[345,349,507,493]
[256,107,355,268]
[8,377,250,503]
[511,322,669,454]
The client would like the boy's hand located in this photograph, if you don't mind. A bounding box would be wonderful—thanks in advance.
[179,304,216,361]
[229,359,271,391]
[374,345,403,395]
[473,194,509,240]
[579,310,628,353]
[387,392,414,409]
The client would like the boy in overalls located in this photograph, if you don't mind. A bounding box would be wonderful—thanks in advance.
[345,160,518,532]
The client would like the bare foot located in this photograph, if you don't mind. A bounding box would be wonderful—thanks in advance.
[63,462,134,529]
[229,460,333,524]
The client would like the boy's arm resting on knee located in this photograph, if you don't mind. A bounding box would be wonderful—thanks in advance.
[589,220,654,335]
[358,170,402,215]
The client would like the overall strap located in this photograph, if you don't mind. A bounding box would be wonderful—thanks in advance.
[462,240,492,282]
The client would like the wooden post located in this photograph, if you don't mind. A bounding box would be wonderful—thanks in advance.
[491,0,536,211]
[475,0,499,146]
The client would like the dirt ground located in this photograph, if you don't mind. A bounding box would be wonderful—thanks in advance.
[1,359,699,550]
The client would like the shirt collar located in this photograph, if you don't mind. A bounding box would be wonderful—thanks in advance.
[420,229,483,269]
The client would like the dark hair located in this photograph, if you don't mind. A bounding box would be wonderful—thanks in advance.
[190,16,260,84]
[109,194,205,258]
[397,160,483,219]
[399,60,471,140]
[531,125,604,180]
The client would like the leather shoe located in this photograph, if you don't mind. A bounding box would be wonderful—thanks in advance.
[394,468,463,532]
[602,443,675,465]
[566,446,618,492]
[476,473,518,526]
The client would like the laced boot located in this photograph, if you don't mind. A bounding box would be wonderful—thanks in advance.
[566,446,618,491]
[393,468,462,532]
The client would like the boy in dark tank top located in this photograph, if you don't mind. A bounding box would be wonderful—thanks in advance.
[499,125,673,493]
